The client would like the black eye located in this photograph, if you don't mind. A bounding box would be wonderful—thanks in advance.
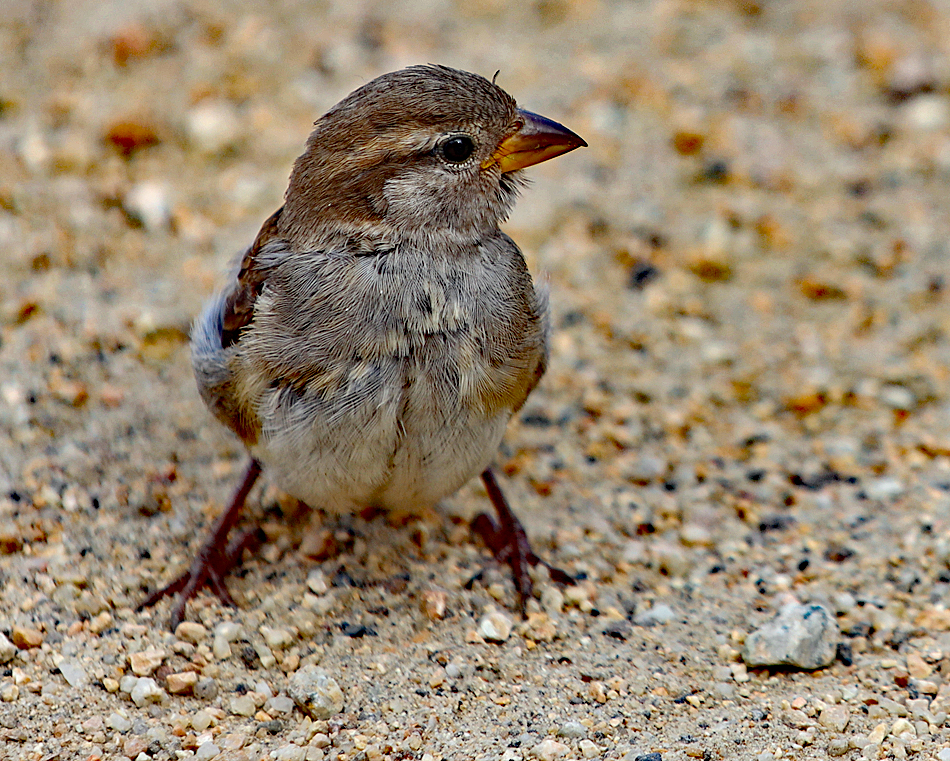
[440,135,475,163]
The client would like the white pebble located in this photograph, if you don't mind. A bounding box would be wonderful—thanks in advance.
[107,711,132,732]
[742,603,839,670]
[275,746,306,761]
[187,101,241,154]
[123,182,172,232]
[579,739,600,759]
[230,695,256,717]
[214,622,243,641]
[266,695,295,715]
[119,675,139,694]
[530,738,569,760]
[212,637,232,660]
[255,642,277,669]
[0,633,17,663]
[260,625,294,650]
[864,477,904,500]
[58,659,88,688]
[540,586,564,614]
[478,609,513,642]
[819,705,851,732]
[557,720,587,738]
[307,569,329,594]
[191,709,212,731]
[904,95,950,130]
[195,742,220,760]
[288,665,344,719]
[130,677,166,707]
[634,603,675,626]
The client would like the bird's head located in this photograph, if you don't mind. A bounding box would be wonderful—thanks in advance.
[280,64,586,250]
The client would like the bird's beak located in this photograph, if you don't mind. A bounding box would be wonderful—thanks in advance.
[485,109,587,173]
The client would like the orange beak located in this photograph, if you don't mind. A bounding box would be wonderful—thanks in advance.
[485,109,587,173]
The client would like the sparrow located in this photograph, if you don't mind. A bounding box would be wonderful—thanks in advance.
[139,64,586,630]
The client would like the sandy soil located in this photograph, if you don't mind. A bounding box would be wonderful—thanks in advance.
[2,1,950,759]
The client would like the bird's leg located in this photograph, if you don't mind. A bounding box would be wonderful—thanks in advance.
[472,467,574,616]
[138,458,264,631]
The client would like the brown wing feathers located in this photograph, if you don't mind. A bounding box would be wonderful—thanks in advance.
[220,207,283,348]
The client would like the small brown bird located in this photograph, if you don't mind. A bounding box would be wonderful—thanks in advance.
[140,65,586,629]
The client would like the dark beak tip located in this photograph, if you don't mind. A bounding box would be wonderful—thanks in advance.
[518,108,587,151]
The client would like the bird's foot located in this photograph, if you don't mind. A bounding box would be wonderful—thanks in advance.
[473,468,574,616]
[137,458,263,631]
[137,527,264,631]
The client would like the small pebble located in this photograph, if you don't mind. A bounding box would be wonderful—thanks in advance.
[119,675,139,694]
[864,477,904,500]
[166,671,198,695]
[742,603,839,670]
[123,736,147,757]
[905,653,932,680]
[187,100,240,154]
[230,695,256,717]
[867,722,888,744]
[633,603,675,626]
[175,621,208,644]
[195,677,218,700]
[215,621,243,641]
[557,720,587,739]
[261,625,294,650]
[306,569,329,594]
[890,718,914,737]
[478,609,513,642]
[818,705,850,732]
[130,677,165,707]
[421,588,448,620]
[288,665,344,719]
[212,637,232,660]
[129,647,166,676]
[540,586,564,614]
[530,738,569,760]
[275,746,306,761]
[192,709,213,731]
[11,626,43,649]
[107,711,132,732]
[123,181,171,231]
[88,612,113,634]
[58,659,88,688]
[266,695,295,715]
[0,683,18,702]
[827,738,850,756]
[0,633,17,663]
[579,739,600,758]
[195,742,221,760]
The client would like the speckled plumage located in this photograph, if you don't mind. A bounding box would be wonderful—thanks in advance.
[144,65,585,628]
[195,66,553,513]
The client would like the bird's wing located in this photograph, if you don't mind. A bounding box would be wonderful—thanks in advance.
[221,206,284,348]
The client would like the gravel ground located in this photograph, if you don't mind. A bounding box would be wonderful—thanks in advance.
[3,1,950,759]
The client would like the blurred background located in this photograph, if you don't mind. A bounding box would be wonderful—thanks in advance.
[3,0,950,757]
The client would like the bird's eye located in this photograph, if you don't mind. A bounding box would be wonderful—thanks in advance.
[440,135,475,163]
